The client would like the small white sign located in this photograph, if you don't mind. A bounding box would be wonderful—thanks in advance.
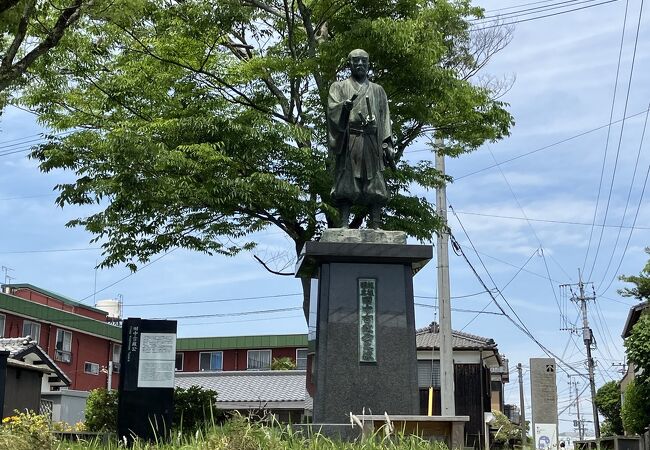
[535,423,558,450]
[137,333,176,388]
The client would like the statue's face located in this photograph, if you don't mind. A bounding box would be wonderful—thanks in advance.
[350,56,369,80]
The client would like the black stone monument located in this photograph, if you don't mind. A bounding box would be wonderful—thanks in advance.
[296,233,432,424]
[118,318,177,443]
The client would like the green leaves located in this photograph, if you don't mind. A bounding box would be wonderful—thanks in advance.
[594,381,624,436]
[20,0,514,269]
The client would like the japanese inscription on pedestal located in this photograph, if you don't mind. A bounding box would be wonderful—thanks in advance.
[358,278,377,362]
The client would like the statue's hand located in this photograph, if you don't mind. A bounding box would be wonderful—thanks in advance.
[344,94,358,111]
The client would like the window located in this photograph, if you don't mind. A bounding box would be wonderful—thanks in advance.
[199,352,222,371]
[247,349,271,371]
[22,320,41,343]
[55,329,72,363]
[175,353,184,371]
[84,362,100,375]
[112,344,121,372]
[417,360,441,389]
[296,349,308,370]
[0,314,5,337]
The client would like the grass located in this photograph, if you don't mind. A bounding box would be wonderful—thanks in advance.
[0,414,452,450]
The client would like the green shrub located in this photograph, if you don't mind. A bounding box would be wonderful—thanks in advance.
[174,385,223,432]
[85,388,119,432]
[271,357,296,370]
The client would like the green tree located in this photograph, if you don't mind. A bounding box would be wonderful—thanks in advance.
[491,410,521,445]
[0,0,94,110]
[595,381,624,436]
[621,380,650,435]
[624,314,650,387]
[619,248,650,302]
[21,0,514,307]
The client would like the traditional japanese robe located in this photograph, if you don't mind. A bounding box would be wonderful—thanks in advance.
[327,77,392,206]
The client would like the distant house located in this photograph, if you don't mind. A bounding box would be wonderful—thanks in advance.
[175,370,308,423]
[415,322,507,449]
[0,337,70,418]
[0,284,122,391]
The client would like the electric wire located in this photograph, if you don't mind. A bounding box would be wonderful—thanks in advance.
[586,0,644,282]
[485,147,567,324]
[581,0,631,275]
[448,205,587,379]
[475,0,601,22]
[471,0,620,30]
[454,106,650,180]
[460,248,539,330]
[452,210,650,230]
[597,103,650,292]
[78,248,178,303]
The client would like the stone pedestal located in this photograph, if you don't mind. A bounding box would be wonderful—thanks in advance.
[296,229,432,424]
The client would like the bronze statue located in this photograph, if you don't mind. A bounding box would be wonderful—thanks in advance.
[327,49,395,229]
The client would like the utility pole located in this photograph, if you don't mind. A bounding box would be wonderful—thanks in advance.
[518,363,527,446]
[573,380,584,440]
[435,137,455,416]
[563,270,600,439]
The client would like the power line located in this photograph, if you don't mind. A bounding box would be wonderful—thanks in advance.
[598,122,650,295]
[484,0,584,13]
[452,210,650,230]
[415,302,504,316]
[485,147,566,323]
[471,0,620,30]
[581,0,630,274]
[586,0,644,282]
[124,292,302,307]
[454,106,650,180]
[78,248,178,303]
[475,0,602,22]
[596,103,650,291]
[0,247,100,255]
[448,206,586,379]
[154,306,303,320]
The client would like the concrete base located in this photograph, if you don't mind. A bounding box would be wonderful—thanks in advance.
[293,415,469,448]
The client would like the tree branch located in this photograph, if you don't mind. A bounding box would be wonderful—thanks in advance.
[0,0,36,69]
[253,254,293,276]
[0,0,85,92]
[241,0,283,18]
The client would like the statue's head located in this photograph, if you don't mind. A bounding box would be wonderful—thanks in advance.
[348,49,369,81]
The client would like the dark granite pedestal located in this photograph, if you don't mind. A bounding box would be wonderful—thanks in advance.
[296,232,432,425]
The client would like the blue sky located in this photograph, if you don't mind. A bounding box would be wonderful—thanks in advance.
[0,0,648,435]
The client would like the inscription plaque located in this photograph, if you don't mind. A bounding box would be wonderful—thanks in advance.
[359,278,376,362]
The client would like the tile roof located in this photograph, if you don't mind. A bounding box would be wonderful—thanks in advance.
[0,337,71,386]
[415,322,497,350]
[0,337,37,357]
[175,370,307,403]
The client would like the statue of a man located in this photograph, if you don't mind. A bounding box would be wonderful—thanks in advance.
[327,49,395,229]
